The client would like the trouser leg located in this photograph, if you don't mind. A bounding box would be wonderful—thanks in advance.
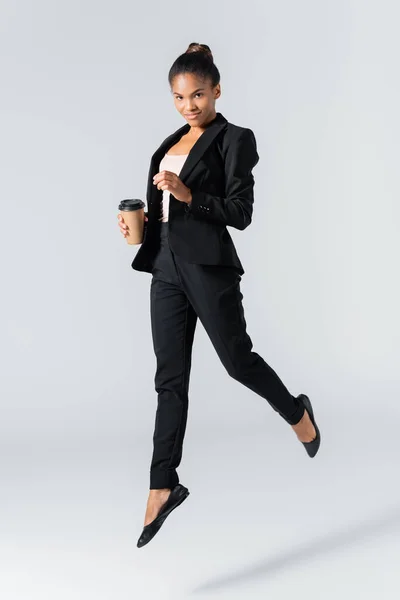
[171,259,305,426]
[148,224,197,489]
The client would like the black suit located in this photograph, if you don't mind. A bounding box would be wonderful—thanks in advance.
[133,112,304,490]
[131,112,259,275]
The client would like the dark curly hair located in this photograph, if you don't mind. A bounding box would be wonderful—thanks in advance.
[168,42,221,88]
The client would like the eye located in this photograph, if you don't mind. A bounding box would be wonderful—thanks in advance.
[174,93,203,100]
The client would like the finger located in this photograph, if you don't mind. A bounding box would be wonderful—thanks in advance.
[154,171,173,183]
[153,171,166,183]
[157,177,174,189]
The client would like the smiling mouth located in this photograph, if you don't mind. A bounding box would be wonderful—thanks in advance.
[185,112,200,117]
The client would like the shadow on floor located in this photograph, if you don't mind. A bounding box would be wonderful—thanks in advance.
[190,504,400,595]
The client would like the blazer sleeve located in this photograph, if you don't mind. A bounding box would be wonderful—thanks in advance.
[184,128,259,230]
[140,210,148,243]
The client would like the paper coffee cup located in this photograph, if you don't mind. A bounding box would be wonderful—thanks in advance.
[118,199,146,245]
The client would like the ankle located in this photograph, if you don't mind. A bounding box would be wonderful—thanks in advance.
[291,413,306,429]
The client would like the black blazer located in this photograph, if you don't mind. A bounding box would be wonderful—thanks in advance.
[131,112,259,276]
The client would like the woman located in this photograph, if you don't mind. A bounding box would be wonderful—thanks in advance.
[118,43,321,549]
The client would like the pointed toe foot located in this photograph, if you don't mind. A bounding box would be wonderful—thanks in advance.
[297,394,321,458]
[136,483,189,548]
[303,433,321,457]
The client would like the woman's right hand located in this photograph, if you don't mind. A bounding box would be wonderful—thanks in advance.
[117,212,148,238]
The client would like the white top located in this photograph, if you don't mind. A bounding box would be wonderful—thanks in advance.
[158,153,188,222]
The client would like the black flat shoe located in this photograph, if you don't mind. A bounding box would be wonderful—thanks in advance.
[137,483,190,548]
[297,394,321,458]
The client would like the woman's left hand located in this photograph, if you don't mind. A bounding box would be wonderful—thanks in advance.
[153,171,192,204]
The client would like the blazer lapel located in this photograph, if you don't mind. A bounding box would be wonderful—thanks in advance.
[147,112,228,216]
[177,112,227,184]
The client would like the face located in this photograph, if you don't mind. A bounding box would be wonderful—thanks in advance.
[171,73,221,126]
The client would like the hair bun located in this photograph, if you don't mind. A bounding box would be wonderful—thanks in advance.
[185,42,213,62]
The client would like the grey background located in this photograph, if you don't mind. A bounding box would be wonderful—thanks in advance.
[1,0,399,598]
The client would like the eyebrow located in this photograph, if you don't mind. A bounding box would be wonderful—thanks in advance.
[172,88,205,95]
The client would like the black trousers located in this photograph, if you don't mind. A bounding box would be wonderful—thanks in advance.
[149,222,305,489]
